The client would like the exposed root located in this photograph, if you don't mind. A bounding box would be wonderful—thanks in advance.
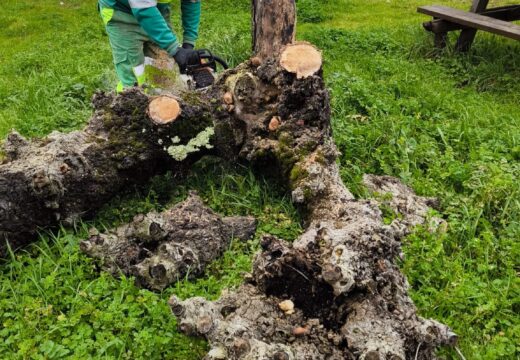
[81,192,257,291]
[169,50,456,358]
[362,174,447,232]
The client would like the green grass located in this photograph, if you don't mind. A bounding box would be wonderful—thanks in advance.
[1,0,519,358]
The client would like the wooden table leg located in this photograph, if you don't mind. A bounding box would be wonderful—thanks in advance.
[435,32,448,48]
[432,17,448,48]
[455,0,490,51]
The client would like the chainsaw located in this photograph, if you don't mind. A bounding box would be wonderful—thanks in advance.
[181,49,229,90]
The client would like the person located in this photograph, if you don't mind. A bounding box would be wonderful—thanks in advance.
[98,0,201,92]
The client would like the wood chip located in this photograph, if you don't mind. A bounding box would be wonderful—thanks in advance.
[251,56,262,67]
[278,299,294,312]
[223,92,234,105]
[292,326,310,336]
[269,116,281,131]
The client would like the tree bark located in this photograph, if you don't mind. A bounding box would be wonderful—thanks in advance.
[168,46,456,359]
[0,90,215,256]
[80,192,256,291]
[252,0,296,59]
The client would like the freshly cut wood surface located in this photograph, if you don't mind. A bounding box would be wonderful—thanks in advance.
[280,42,322,79]
[148,96,181,125]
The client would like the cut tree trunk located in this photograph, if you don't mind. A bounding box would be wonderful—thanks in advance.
[80,192,256,291]
[0,90,217,256]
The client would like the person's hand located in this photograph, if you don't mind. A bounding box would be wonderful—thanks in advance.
[182,43,194,50]
[173,47,197,73]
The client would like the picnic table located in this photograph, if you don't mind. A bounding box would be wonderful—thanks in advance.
[418,0,520,50]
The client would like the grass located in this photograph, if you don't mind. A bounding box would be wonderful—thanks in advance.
[1,0,519,358]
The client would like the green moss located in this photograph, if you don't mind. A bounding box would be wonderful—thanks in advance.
[289,164,308,184]
[145,64,183,91]
[378,203,401,225]
[313,148,327,165]
[277,132,294,147]
[181,91,204,107]
[303,187,313,201]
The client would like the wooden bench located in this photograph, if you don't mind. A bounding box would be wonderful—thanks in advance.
[418,0,520,51]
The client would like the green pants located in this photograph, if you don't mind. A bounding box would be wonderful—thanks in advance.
[100,8,172,92]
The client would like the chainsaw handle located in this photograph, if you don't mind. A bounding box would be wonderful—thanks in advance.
[213,55,229,70]
[188,49,229,71]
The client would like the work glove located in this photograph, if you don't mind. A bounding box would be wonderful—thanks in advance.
[173,47,197,73]
[182,43,194,50]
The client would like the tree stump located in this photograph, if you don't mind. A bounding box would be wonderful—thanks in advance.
[0,1,457,358]
[168,41,456,359]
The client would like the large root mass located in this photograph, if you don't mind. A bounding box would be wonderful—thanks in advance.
[169,46,456,358]
[170,190,456,359]
[81,192,256,291]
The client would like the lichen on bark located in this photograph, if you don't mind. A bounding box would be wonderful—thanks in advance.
[167,127,215,161]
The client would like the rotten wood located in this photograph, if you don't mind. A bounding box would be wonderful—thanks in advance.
[168,49,456,358]
[0,90,214,256]
[81,192,256,291]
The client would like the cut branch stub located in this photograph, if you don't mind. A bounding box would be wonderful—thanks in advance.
[148,95,181,125]
[280,42,322,79]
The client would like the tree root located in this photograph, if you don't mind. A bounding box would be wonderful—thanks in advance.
[168,50,456,359]
[81,192,257,291]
